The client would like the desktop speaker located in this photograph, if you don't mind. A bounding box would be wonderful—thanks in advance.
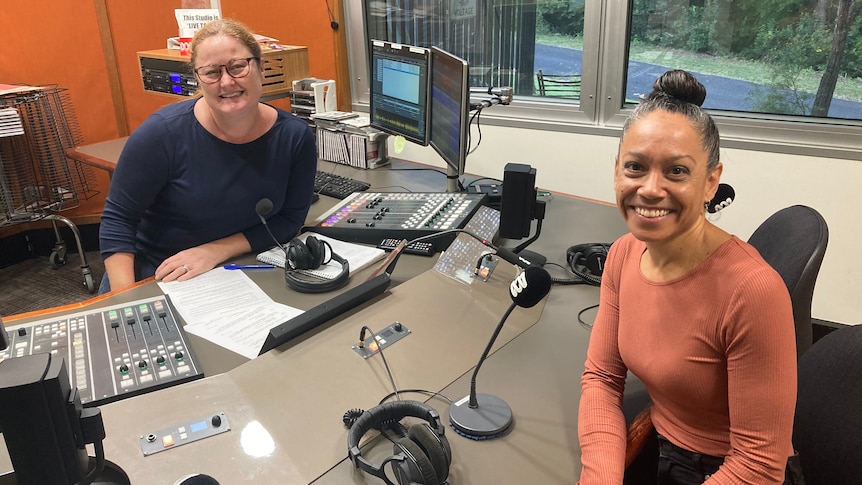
[498,163,537,240]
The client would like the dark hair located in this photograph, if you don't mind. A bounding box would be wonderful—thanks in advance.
[189,18,262,67]
[621,70,720,171]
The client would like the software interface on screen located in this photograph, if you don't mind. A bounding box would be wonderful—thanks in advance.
[370,41,431,146]
[429,47,469,177]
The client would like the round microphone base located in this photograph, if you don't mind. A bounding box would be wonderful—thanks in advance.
[449,393,513,439]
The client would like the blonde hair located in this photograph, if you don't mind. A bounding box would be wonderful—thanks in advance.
[189,18,261,67]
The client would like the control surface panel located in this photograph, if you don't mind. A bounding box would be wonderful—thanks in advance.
[309,192,488,251]
[0,296,203,407]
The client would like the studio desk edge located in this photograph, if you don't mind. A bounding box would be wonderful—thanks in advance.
[6,142,630,483]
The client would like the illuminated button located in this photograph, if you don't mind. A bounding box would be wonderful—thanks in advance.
[153,301,167,318]
[139,304,152,321]
[120,379,134,389]
[162,435,174,447]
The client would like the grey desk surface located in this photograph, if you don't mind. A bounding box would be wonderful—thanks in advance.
[1,157,629,484]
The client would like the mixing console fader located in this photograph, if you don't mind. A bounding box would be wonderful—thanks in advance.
[0,296,203,407]
[308,192,489,251]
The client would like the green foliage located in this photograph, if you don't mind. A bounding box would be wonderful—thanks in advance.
[747,73,814,115]
[537,0,585,36]
[844,9,862,78]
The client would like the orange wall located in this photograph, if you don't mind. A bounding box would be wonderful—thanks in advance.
[109,0,338,131]
[0,0,339,221]
[0,1,122,144]
[1,0,338,142]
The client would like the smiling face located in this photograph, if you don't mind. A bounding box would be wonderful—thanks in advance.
[614,110,721,246]
[194,34,263,117]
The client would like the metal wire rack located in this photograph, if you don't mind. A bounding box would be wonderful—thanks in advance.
[0,85,99,293]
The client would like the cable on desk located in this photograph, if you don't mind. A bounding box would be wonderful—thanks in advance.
[359,325,400,402]
[377,388,453,406]
[544,262,593,286]
[578,304,599,330]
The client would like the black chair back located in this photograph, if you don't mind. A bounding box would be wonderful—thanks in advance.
[747,205,828,358]
[793,325,862,485]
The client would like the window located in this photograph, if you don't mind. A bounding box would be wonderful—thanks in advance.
[346,1,862,160]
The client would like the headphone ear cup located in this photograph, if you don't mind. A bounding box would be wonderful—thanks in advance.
[286,238,312,270]
[407,424,451,483]
[393,436,439,485]
[304,235,325,268]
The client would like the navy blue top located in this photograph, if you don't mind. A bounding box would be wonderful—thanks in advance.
[99,99,316,276]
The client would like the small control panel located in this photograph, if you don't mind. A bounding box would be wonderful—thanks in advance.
[140,411,230,456]
[0,296,203,406]
[377,238,435,256]
[352,322,411,359]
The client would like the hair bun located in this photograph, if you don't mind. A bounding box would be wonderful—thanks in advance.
[649,70,707,107]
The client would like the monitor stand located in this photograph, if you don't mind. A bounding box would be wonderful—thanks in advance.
[447,165,460,193]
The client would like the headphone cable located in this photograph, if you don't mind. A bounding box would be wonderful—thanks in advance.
[578,304,599,330]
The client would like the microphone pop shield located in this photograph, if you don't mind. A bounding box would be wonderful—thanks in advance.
[255,198,274,223]
[509,266,553,308]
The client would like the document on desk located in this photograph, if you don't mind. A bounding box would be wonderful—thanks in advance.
[157,268,303,359]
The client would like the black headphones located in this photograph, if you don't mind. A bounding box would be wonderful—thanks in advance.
[347,400,452,485]
[566,243,611,287]
[284,235,350,293]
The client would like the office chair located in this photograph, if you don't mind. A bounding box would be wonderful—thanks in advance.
[616,205,829,483]
[793,324,862,485]
[747,205,829,359]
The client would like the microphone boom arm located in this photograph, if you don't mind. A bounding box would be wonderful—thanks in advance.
[468,301,517,408]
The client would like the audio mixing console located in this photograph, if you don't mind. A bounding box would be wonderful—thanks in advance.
[308,192,489,251]
[0,296,203,407]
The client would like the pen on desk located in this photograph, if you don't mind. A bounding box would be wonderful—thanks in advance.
[223,264,276,270]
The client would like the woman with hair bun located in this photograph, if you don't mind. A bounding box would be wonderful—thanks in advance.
[578,70,797,484]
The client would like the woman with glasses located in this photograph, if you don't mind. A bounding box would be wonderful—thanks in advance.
[99,18,316,292]
[577,70,797,484]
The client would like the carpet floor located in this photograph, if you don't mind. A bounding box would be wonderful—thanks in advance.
[0,250,105,317]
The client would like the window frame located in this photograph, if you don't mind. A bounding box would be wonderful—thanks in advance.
[345,0,862,161]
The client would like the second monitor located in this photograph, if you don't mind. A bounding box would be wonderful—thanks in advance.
[429,46,470,193]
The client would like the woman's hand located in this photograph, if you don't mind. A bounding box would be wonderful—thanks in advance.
[155,233,252,282]
[156,246,223,282]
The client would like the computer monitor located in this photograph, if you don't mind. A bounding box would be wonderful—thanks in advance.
[369,40,431,146]
[429,47,470,193]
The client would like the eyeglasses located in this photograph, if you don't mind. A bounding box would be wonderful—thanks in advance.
[193,57,259,84]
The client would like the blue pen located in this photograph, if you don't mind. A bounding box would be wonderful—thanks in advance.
[224,264,276,270]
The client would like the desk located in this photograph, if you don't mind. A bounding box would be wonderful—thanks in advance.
[65,137,128,177]
[1,150,630,484]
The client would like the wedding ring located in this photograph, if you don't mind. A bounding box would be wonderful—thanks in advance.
[182,264,190,273]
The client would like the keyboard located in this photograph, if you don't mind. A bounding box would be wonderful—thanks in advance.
[314,171,371,199]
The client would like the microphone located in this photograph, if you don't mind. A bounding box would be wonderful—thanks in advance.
[255,198,289,256]
[707,183,735,214]
[449,266,553,438]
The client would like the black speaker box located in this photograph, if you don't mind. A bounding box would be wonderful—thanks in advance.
[499,163,537,239]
